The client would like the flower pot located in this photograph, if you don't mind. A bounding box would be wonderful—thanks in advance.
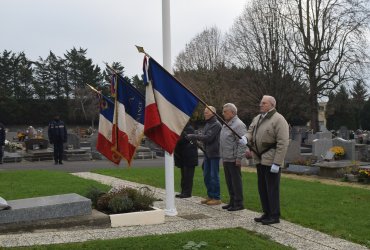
[109,206,165,227]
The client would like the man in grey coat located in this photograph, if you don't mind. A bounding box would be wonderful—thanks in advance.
[220,103,247,211]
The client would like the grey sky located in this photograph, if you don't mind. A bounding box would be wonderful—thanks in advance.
[0,0,247,77]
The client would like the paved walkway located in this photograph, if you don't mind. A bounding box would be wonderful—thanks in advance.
[0,172,367,249]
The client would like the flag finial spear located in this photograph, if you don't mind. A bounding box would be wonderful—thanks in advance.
[135,45,151,58]
[135,45,145,54]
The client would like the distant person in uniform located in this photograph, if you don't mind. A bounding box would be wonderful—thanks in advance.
[0,122,5,164]
[48,115,67,165]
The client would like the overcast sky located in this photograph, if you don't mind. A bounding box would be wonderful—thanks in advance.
[0,0,248,77]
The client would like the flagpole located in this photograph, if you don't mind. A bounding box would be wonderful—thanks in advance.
[160,0,177,217]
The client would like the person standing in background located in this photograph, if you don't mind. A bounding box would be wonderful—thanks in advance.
[48,115,67,165]
[174,124,198,198]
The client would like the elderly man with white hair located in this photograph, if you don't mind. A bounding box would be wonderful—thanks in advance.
[240,95,289,225]
[220,103,247,211]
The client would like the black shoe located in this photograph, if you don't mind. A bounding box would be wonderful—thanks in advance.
[227,206,244,211]
[175,194,191,198]
[254,214,268,222]
[222,204,231,209]
[59,161,63,165]
[261,218,280,225]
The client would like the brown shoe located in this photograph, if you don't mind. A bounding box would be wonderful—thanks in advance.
[201,197,211,204]
[206,199,222,205]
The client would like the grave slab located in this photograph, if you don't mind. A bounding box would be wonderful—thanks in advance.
[0,193,91,224]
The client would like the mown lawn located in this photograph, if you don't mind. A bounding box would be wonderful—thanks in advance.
[0,170,110,199]
[93,166,370,248]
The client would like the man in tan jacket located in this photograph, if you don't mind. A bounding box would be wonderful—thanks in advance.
[240,95,289,225]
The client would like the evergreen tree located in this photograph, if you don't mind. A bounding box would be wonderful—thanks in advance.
[350,80,367,129]
[326,86,356,130]
[64,47,102,97]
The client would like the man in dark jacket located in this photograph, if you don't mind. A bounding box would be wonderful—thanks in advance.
[48,115,67,165]
[0,122,5,164]
[174,124,198,198]
[188,106,222,205]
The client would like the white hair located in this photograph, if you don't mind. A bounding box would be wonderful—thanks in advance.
[263,95,276,107]
[223,103,237,114]
[207,106,216,113]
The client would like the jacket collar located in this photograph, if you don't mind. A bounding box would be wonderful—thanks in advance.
[261,109,276,119]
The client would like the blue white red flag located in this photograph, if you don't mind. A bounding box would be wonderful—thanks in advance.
[142,56,199,153]
[97,94,121,165]
[111,74,145,165]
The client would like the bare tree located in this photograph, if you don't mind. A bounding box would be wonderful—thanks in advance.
[174,26,233,110]
[174,26,228,71]
[282,0,370,132]
[227,0,310,122]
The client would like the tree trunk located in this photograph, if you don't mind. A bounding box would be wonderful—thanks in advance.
[309,81,319,133]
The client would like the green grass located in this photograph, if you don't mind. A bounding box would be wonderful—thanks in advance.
[11,228,292,250]
[0,170,110,200]
[93,167,370,248]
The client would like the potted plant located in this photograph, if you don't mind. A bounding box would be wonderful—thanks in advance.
[357,169,370,184]
[86,186,165,227]
[330,146,345,160]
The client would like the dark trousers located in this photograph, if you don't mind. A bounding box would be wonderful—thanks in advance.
[180,166,195,196]
[256,164,281,219]
[0,146,3,163]
[223,161,243,207]
[53,142,64,163]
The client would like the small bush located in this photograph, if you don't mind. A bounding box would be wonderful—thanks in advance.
[85,186,106,208]
[86,186,158,214]
[108,195,134,213]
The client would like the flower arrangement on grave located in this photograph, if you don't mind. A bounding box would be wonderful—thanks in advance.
[330,146,345,160]
[86,186,158,214]
[358,169,370,184]
[4,140,23,152]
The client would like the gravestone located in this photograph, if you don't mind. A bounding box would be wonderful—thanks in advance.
[66,133,80,150]
[24,138,49,152]
[24,138,53,161]
[338,126,349,140]
[134,146,156,159]
[316,131,332,140]
[89,133,103,160]
[312,138,333,158]
[0,193,91,224]
[333,137,355,160]
[63,133,91,161]
[2,152,22,163]
[285,140,301,163]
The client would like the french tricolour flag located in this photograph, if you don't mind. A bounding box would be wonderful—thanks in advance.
[97,94,121,165]
[112,75,145,165]
[143,56,199,154]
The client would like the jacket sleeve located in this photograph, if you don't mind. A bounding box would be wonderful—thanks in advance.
[236,121,248,160]
[273,116,289,165]
[195,122,221,143]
